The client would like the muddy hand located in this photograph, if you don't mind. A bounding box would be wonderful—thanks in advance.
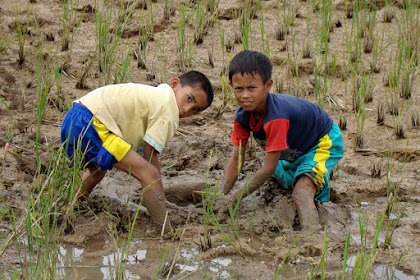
[213,195,234,223]
[165,201,192,226]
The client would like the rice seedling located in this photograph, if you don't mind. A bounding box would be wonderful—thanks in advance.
[273,234,302,279]
[302,39,312,59]
[377,101,385,125]
[155,32,168,83]
[383,5,394,23]
[382,152,412,249]
[215,70,235,117]
[239,0,259,51]
[105,193,143,279]
[207,48,214,68]
[35,51,54,168]
[52,66,69,112]
[310,230,329,279]
[14,6,26,66]
[274,74,284,93]
[370,161,381,178]
[388,94,400,116]
[394,122,405,139]
[339,113,347,130]
[352,75,366,150]
[259,13,270,58]
[136,10,153,70]
[75,55,94,89]
[275,24,287,41]
[369,29,389,73]
[312,0,321,13]
[95,0,134,86]
[183,243,211,278]
[348,208,386,279]
[411,108,419,127]
[114,47,132,84]
[218,21,226,66]
[164,0,175,21]
[177,7,194,72]
[363,33,374,54]
[399,64,417,99]
[0,33,14,54]
[199,150,220,251]
[10,129,89,278]
[61,0,82,52]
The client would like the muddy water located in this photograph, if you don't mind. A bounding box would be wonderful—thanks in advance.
[55,197,419,280]
[56,236,145,279]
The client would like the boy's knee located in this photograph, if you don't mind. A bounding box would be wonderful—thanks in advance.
[294,175,317,193]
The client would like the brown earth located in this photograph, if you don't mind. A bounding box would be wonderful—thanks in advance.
[0,0,419,279]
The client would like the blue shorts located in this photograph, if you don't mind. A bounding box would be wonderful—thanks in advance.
[269,123,343,202]
[60,103,131,170]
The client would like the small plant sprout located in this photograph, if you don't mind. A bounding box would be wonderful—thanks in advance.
[302,39,312,59]
[274,75,284,93]
[95,0,134,86]
[363,33,374,54]
[339,113,347,130]
[164,0,175,21]
[208,48,214,68]
[389,94,400,116]
[383,6,394,23]
[76,55,94,89]
[377,101,385,125]
[411,108,419,127]
[260,13,270,57]
[394,122,405,139]
[61,0,82,52]
[399,66,417,99]
[14,5,26,66]
[176,7,194,72]
[276,24,287,41]
[370,161,381,178]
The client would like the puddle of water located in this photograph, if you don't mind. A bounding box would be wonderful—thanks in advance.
[346,256,419,280]
[374,264,419,280]
[209,257,232,278]
[55,236,145,279]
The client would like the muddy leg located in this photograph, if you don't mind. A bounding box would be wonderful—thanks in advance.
[80,167,107,199]
[292,175,321,231]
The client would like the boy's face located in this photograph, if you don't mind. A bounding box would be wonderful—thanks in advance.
[170,78,209,118]
[230,72,273,113]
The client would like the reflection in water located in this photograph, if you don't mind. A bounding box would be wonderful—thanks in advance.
[347,256,418,280]
[56,236,144,279]
[374,264,419,280]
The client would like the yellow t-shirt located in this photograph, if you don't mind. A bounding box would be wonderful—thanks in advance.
[76,83,179,154]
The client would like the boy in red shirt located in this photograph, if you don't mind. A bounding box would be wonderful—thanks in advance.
[222,51,343,230]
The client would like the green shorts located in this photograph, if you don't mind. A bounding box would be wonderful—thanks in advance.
[271,123,343,202]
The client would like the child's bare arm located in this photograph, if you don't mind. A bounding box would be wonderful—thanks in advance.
[144,143,162,177]
[223,145,246,195]
[230,150,281,203]
[113,149,167,225]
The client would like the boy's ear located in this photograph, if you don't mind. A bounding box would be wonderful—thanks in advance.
[170,77,181,89]
[265,79,273,92]
[229,81,233,88]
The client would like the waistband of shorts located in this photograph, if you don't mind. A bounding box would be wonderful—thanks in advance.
[71,102,93,116]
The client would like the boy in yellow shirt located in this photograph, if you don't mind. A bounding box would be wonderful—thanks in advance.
[60,71,213,229]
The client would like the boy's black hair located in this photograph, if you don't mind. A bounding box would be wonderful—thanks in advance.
[228,50,273,84]
[178,71,214,107]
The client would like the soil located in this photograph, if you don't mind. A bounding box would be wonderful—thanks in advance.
[0,0,419,279]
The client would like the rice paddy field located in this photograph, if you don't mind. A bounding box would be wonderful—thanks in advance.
[0,0,419,279]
